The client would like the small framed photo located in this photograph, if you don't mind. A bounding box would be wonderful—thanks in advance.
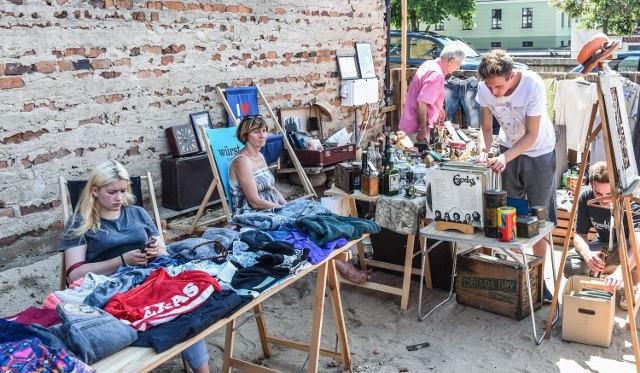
[355,43,376,79]
[336,54,360,80]
[190,111,212,152]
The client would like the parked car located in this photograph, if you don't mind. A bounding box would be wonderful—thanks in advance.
[389,30,529,71]
[570,51,640,73]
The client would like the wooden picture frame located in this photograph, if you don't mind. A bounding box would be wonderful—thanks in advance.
[190,111,212,153]
[355,43,376,79]
[599,72,638,189]
[278,106,318,135]
[336,54,360,80]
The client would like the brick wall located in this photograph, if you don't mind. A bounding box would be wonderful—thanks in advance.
[0,0,387,269]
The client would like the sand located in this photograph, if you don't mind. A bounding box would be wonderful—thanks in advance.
[0,247,637,373]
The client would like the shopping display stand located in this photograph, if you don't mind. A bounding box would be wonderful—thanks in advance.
[544,65,640,371]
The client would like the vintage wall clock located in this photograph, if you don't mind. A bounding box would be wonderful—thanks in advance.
[166,124,201,157]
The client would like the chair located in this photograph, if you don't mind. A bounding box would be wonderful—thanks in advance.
[182,83,316,234]
[58,172,163,290]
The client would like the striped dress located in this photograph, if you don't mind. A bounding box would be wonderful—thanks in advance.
[229,153,279,216]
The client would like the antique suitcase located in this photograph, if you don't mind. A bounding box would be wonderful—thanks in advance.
[293,144,356,167]
[455,247,543,320]
[161,153,221,211]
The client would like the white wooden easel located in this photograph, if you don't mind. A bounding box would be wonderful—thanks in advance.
[545,66,640,371]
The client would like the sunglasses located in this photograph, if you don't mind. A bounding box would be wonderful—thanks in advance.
[188,240,229,263]
[242,115,265,127]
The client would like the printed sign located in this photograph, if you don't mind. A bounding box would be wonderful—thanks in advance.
[205,127,242,207]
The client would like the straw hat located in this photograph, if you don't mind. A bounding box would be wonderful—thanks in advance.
[576,33,620,74]
[313,100,333,122]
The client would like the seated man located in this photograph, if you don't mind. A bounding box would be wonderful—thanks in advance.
[563,161,640,309]
[228,115,372,283]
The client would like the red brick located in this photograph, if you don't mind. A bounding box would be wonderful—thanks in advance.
[150,12,159,21]
[88,48,106,58]
[95,95,107,104]
[161,55,173,66]
[132,11,145,21]
[146,1,162,10]
[79,118,103,125]
[0,64,4,75]
[32,61,55,74]
[275,8,285,15]
[187,4,199,10]
[116,0,132,9]
[64,48,86,57]
[0,77,24,89]
[152,69,164,77]
[211,54,221,61]
[32,149,71,166]
[107,94,124,103]
[58,60,74,71]
[105,0,115,7]
[22,129,48,141]
[90,59,111,69]
[19,201,57,216]
[142,45,162,54]
[0,235,17,247]
[164,1,185,11]
[137,70,151,78]
[23,103,34,112]
[75,71,94,79]
[4,63,32,75]
[113,58,131,67]
[148,102,160,108]
[0,161,7,169]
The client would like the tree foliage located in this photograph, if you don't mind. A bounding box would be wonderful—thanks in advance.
[390,0,476,32]
[549,0,640,35]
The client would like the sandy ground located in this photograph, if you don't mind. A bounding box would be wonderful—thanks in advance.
[0,243,638,373]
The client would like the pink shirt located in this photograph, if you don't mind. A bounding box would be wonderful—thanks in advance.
[398,59,447,134]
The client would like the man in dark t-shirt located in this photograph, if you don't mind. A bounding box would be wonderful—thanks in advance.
[564,162,640,308]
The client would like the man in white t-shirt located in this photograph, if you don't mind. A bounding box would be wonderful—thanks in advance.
[476,50,557,302]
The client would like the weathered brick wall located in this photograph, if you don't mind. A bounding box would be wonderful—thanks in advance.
[0,0,387,269]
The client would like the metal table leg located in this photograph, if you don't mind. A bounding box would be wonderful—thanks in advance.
[418,241,457,321]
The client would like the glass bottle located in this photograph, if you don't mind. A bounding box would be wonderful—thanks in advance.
[384,161,400,196]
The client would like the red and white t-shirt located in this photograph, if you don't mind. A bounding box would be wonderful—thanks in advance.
[103,268,221,331]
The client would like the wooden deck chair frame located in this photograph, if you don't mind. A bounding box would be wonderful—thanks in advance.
[58,172,163,291]
[183,83,317,234]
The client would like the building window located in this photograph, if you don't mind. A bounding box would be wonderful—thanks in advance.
[523,41,533,47]
[434,22,444,31]
[561,13,564,27]
[568,16,571,27]
[492,9,502,29]
[561,40,565,47]
[491,42,501,48]
[522,8,533,28]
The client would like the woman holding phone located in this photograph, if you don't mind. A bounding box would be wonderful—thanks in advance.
[59,160,210,372]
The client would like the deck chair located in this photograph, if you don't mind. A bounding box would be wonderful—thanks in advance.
[184,83,316,234]
[58,173,163,291]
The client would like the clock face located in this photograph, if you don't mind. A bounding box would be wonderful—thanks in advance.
[175,127,198,153]
[167,124,200,157]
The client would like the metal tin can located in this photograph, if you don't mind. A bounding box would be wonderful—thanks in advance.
[484,190,507,238]
[530,205,545,230]
[497,206,517,242]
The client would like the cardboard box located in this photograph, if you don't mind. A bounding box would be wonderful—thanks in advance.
[293,144,356,167]
[456,247,543,320]
[562,276,615,347]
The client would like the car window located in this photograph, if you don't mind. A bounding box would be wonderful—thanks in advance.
[409,37,438,60]
[390,35,402,59]
[613,56,640,72]
[442,40,481,58]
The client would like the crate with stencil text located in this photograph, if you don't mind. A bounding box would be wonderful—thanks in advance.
[455,247,543,320]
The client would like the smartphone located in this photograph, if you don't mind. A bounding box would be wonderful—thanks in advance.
[140,239,156,253]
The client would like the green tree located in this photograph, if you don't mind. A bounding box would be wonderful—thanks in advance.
[550,0,640,35]
[390,0,476,32]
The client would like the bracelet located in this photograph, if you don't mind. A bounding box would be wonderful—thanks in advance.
[120,254,126,266]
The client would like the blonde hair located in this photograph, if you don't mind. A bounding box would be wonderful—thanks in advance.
[477,49,514,80]
[69,160,135,237]
[236,115,266,144]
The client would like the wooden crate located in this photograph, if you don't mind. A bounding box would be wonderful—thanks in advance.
[553,209,597,246]
[456,247,543,320]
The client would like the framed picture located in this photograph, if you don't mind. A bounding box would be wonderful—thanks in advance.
[278,106,317,135]
[190,111,212,153]
[599,71,638,190]
[336,54,359,80]
[355,43,376,79]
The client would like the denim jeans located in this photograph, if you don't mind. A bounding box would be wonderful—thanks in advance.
[51,303,138,364]
[444,76,480,128]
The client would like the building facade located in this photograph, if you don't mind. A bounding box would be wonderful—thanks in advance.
[437,0,572,51]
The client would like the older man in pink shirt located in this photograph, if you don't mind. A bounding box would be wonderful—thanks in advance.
[399,43,466,143]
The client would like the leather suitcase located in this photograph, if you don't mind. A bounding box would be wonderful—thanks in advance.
[161,153,221,211]
[293,144,356,167]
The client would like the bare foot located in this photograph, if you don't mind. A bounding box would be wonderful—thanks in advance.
[335,260,372,284]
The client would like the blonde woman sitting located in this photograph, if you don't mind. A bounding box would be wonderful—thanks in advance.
[228,115,371,283]
[59,160,210,373]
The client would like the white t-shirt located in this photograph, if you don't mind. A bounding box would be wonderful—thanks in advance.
[477,69,556,157]
[553,79,597,151]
